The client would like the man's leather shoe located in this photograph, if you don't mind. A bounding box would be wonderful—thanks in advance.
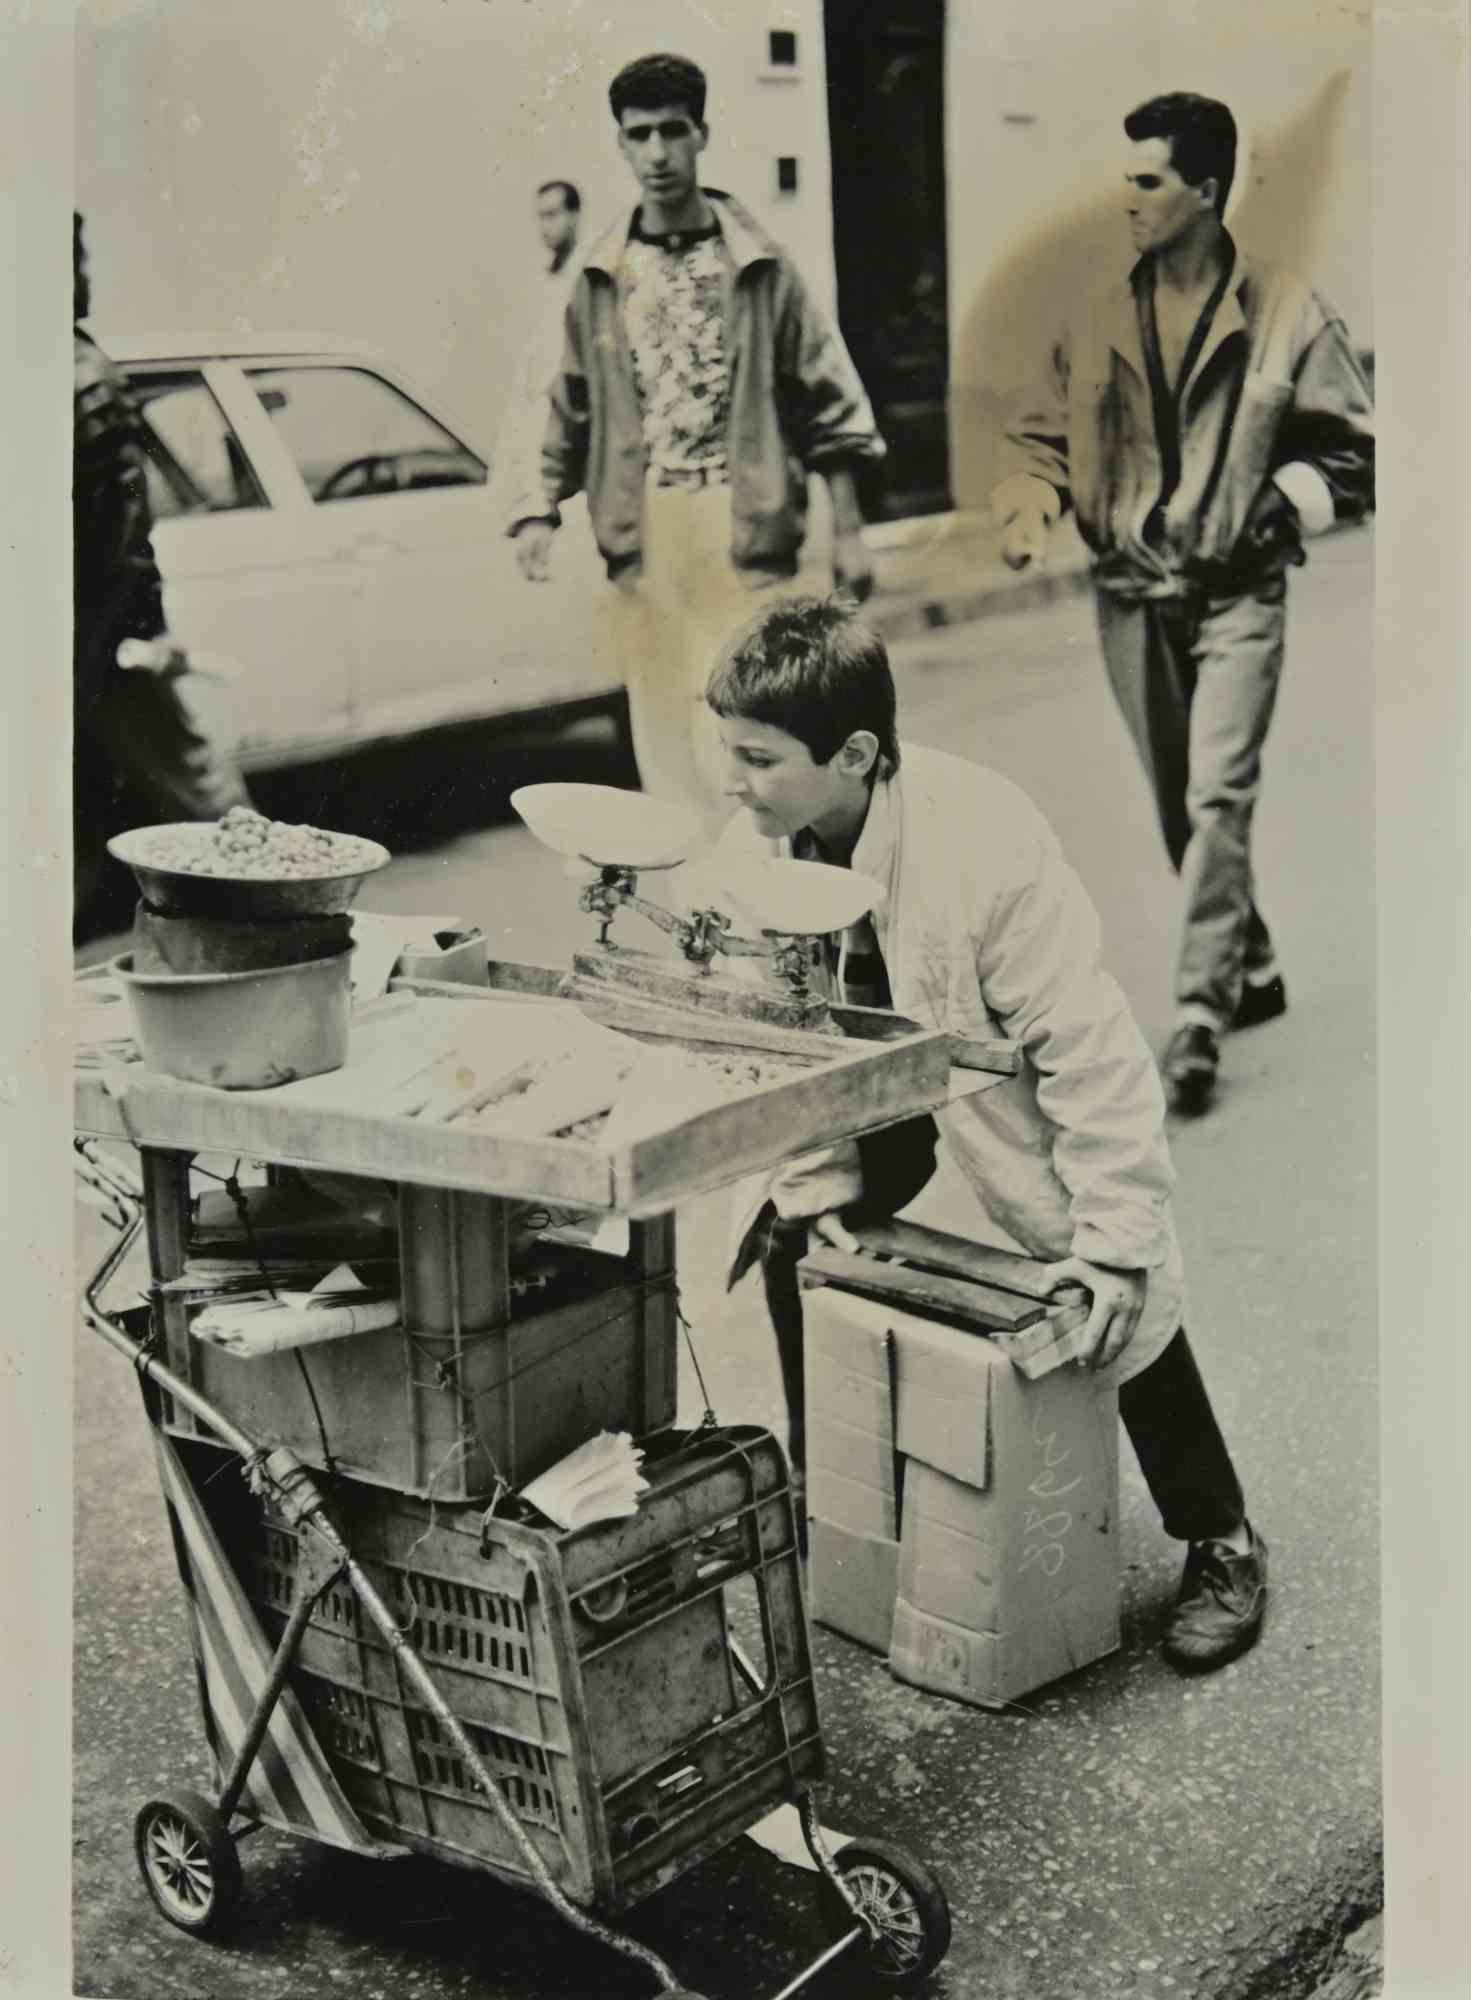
[1162,1024,1219,1114]
[1163,1524,1268,1672]
[1232,973,1287,1030]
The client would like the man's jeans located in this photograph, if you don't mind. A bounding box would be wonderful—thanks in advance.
[611,477,821,842]
[1095,580,1286,1034]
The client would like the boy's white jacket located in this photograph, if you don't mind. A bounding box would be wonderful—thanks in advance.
[721,741,1184,1386]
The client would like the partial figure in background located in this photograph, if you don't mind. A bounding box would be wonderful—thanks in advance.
[73,213,250,937]
[535,178,581,277]
[992,93,1374,1115]
[509,52,884,839]
[489,179,586,535]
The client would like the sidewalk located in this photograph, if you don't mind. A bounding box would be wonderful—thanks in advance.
[863,507,1093,640]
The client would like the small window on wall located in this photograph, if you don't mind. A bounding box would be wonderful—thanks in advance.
[762,28,800,81]
[247,365,487,503]
[776,157,799,196]
[129,371,267,520]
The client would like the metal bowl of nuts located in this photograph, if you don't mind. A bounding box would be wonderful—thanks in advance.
[109,808,391,918]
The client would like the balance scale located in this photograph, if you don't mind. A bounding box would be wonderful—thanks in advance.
[510,783,887,1044]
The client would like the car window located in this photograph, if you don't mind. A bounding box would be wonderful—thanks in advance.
[129,371,268,519]
[246,365,487,502]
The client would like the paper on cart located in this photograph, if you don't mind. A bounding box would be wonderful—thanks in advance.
[349,911,471,1002]
[518,1431,650,1530]
[743,1803,853,1873]
[74,974,140,1067]
[192,1263,399,1355]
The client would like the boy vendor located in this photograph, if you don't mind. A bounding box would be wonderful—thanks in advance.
[708,595,1266,1673]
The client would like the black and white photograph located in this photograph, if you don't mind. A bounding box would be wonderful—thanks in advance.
[2,0,1467,1996]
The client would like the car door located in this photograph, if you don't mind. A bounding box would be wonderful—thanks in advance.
[237,360,496,743]
[124,360,356,765]
[238,360,616,744]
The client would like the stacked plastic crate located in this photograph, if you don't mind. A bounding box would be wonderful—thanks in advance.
[142,1154,817,1894]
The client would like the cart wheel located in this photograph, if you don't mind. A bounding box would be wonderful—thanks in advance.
[817,1838,951,1988]
[133,1788,242,1937]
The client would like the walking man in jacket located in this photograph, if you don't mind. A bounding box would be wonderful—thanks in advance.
[510,52,884,837]
[992,93,1374,1114]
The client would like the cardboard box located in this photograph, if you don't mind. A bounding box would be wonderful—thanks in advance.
[889,1588,1119,1711]
[808,1518,901,1655]
[802,1282,1120,1707]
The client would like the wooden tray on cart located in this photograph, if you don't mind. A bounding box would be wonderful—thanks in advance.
[75,955,1013,1217]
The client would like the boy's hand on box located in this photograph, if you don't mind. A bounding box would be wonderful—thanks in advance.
[1040,1257,1146,1370]
[810,1210,865,1257]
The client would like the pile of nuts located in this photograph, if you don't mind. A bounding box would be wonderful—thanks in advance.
[133,807,382,880]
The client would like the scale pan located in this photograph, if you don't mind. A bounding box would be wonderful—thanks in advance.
[706,856,883,935]
[510,784,699,868]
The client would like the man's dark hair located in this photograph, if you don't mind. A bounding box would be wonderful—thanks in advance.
[1124,92,1237,217]
[609,53,707,126]
[537,179,581,213]
[706,595,900,776]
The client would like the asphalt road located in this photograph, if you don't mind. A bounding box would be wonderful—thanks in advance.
[73,527,1379,2000]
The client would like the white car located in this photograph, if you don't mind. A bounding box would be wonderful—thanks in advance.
[91,331,623,772]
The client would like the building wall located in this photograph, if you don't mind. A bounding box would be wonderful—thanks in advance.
[943,0,1373,507]
[77,0,833,449]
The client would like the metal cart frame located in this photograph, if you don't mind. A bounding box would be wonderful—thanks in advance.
[77,1137,952,1998]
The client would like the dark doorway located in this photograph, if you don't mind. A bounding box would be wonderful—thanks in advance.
[824,0,951,519]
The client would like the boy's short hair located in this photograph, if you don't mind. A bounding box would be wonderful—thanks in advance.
[536,179,581,212]
[705,594,900,775]
[609,53,707,126]
[1124,92,1237,217]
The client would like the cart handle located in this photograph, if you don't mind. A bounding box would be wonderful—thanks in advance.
[71,1139,691,1996]
[74,1138,265,1461]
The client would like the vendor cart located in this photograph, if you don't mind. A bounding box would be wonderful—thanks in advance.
[75,945,995,1997]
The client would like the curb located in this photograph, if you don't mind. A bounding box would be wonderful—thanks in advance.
[1201,1835,1383,2000]
[866,557,1093,645]
[1305,1913,1384,2000]
[863,517,1372,647]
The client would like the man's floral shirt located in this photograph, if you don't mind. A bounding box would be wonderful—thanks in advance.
[618,228,734,477]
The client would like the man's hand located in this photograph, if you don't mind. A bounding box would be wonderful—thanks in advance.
[116,635,191,678]
[1040,1257,1146,1370]
[1237,481,1305,569]
[809,1210,865,1256]
[513,520,556,582]
[1000,507,1051,573]
[833,529,875,605]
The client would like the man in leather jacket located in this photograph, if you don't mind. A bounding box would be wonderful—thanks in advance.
[991,95,1374,1113]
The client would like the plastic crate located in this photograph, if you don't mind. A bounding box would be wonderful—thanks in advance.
[149,1161,678,1500]
[198,1424,820,1911]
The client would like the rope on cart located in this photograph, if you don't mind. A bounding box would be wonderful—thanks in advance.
[291,1350,339,1481]
[190,1159,343,1478]
[389,1437,486,1604]
[390,1276,686,1589]
[674,1292,719,1431]
[403,1271,682,1413]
